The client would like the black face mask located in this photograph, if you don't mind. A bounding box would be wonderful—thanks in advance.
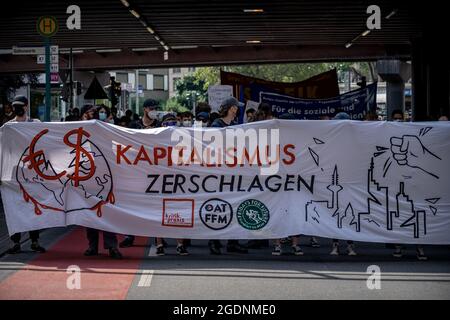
[14,105,25,117]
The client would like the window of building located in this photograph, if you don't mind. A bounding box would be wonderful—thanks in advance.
[188,67,196,72]
[173,68,181,74]
[139,74,147,90]
[153,75,165,90]
[116,73,128,83]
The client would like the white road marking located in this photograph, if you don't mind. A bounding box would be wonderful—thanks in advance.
[137,269,154,287]
[148,245,157,257]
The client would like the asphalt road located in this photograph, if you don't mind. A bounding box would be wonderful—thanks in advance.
[0,227,449,300]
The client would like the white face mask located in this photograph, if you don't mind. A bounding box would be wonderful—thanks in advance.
[182,120,192,127]
[5,111,13,117]
[194,120,206,127]
[148,110,158,120]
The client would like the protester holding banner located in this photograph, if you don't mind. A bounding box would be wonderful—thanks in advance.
[209,97,248,255]
[79,105,123,259]
[142,98,160,129]
[5,95,46,254]
[327,112,357,256]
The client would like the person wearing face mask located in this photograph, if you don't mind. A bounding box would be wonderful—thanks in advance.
[78,105,122,259]
[97,105,114,123]
[209,97,248,255]
[119,99,161,249]
[142,99,161,129]
[194,112,210,127]
[5,95,46,254]
[161,113,178,127]
[1,103,16,125]
[181,112,193,127]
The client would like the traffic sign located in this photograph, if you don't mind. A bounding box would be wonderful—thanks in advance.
[50,45,58,54]
[12,46,44,55]
[51,55,58,63]
[50,64,59,72]
[51,72,59,83]
[37,16,58,37]
[37,55,45,64]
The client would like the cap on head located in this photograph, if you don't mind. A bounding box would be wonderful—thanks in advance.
[143,98,160,109]
[196,111,210,121]
[333,112,351,120]
[12,95,28,106]
[162,113,176,123]
[219,97,243,114]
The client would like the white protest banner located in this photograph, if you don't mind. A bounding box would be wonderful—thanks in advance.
[1,120,449,244]
[208,85,233,112]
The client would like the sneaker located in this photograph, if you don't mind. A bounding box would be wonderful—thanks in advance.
[177,245,189,256]
[119,237,134,248]
[416,247,428,261]
[292,245,304,256]
[310,237,320,248]
[330,243,339,255]
[272,245,282,256]
[156,245,165,256]
[84,248,98,256]
[392,246,403,258]
[30,242,46,253]
[7,243,21,254]
[346,244,357,256]
[109,248,123,259]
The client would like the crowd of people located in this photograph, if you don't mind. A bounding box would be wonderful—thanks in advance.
[1,94,448,261]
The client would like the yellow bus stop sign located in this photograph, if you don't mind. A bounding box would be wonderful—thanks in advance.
[37,16,58,37]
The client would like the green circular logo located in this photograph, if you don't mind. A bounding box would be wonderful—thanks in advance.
[237,199,270,230]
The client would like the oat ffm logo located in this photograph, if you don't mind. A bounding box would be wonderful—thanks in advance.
[199,198,233,230]
[16,127,115,216]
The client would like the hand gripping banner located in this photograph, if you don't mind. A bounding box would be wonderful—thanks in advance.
[1,120,449,244]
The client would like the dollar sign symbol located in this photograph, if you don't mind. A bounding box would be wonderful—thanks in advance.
[63,127,96,187]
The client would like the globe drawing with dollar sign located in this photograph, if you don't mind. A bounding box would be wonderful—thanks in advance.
[16,127,114,217]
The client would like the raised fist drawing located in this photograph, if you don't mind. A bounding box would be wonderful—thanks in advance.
[390,135,441,179]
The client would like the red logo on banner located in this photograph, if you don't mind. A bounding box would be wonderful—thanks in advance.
[17,127,114,217]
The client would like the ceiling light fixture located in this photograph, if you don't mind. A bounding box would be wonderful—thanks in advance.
[361,30,370,36]
[129,9,140,18]
[385,9,397,19]
[246,40,261,44]
[243,9,264,13]
[96,49,122,53]
[120,0,130,7]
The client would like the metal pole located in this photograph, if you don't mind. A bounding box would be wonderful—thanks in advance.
[69,48,73,111]
[135,69,139,114]
[44,37,51,121]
